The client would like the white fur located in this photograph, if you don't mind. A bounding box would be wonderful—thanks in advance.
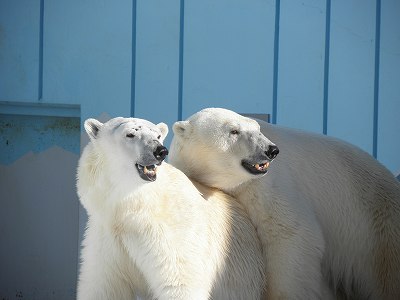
[77,117,265,300]
[169,108,400,300]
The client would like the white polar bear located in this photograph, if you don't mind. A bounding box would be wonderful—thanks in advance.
[169,107,400,300]
[76,117,265,300]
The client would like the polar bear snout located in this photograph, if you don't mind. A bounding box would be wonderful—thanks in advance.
[154,145,169,162]
[265,145,279,160]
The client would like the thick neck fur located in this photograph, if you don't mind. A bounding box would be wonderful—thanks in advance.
[169,140,252,194]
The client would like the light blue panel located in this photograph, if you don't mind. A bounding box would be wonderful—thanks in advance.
[182,0,276,119]
[276,0,326,133]
[327,0,376,154]
[377,0,400,174]
[134,0,181,145]
[0,114,80,299]
[43,0,132,120]
[0,0,40,101]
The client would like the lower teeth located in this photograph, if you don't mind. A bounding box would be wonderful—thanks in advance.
[144,165,157,175]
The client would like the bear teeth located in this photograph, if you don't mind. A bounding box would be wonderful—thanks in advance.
[143,165,157,174]
[137,164,157,174]
[253,162,270,171]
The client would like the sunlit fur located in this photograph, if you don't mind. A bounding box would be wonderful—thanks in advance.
[169,107,400,300]
[77,117,265,300]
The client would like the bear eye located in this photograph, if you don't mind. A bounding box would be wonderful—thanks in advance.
[157,135,161,140]
[126,133,135,138]
[230,129,239,135]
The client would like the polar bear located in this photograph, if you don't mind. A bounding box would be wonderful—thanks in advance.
[76,117,265,300]
[169,107,400,300]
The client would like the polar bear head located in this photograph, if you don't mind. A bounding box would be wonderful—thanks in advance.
[82,117,168,188]
[169,108,278,190]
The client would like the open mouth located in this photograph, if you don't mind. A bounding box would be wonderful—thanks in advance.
[241,160,270,175]
[135,162,161,182]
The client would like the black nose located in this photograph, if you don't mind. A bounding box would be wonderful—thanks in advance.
[265,145,279,160]
[154,145,169,161]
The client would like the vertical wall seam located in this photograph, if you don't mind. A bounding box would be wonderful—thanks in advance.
[373,0,381,158]
[131,0,137,117]
[38,0,44,101]
[272,0,280,124]
[178,0,185,121]
[323,0,331,135]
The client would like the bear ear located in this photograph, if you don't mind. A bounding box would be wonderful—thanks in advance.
[156,122,169,142]
[173,120,191,138]
[84,118,103,140]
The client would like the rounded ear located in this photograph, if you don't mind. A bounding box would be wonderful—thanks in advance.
[84,118,103,140]
[173,120,191,138]
[156,122,169,142]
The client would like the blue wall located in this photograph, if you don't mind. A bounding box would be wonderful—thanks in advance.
[0,0,399,298]
[1,0,399,172]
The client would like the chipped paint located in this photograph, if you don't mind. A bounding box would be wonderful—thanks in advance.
[0,114,80,165]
